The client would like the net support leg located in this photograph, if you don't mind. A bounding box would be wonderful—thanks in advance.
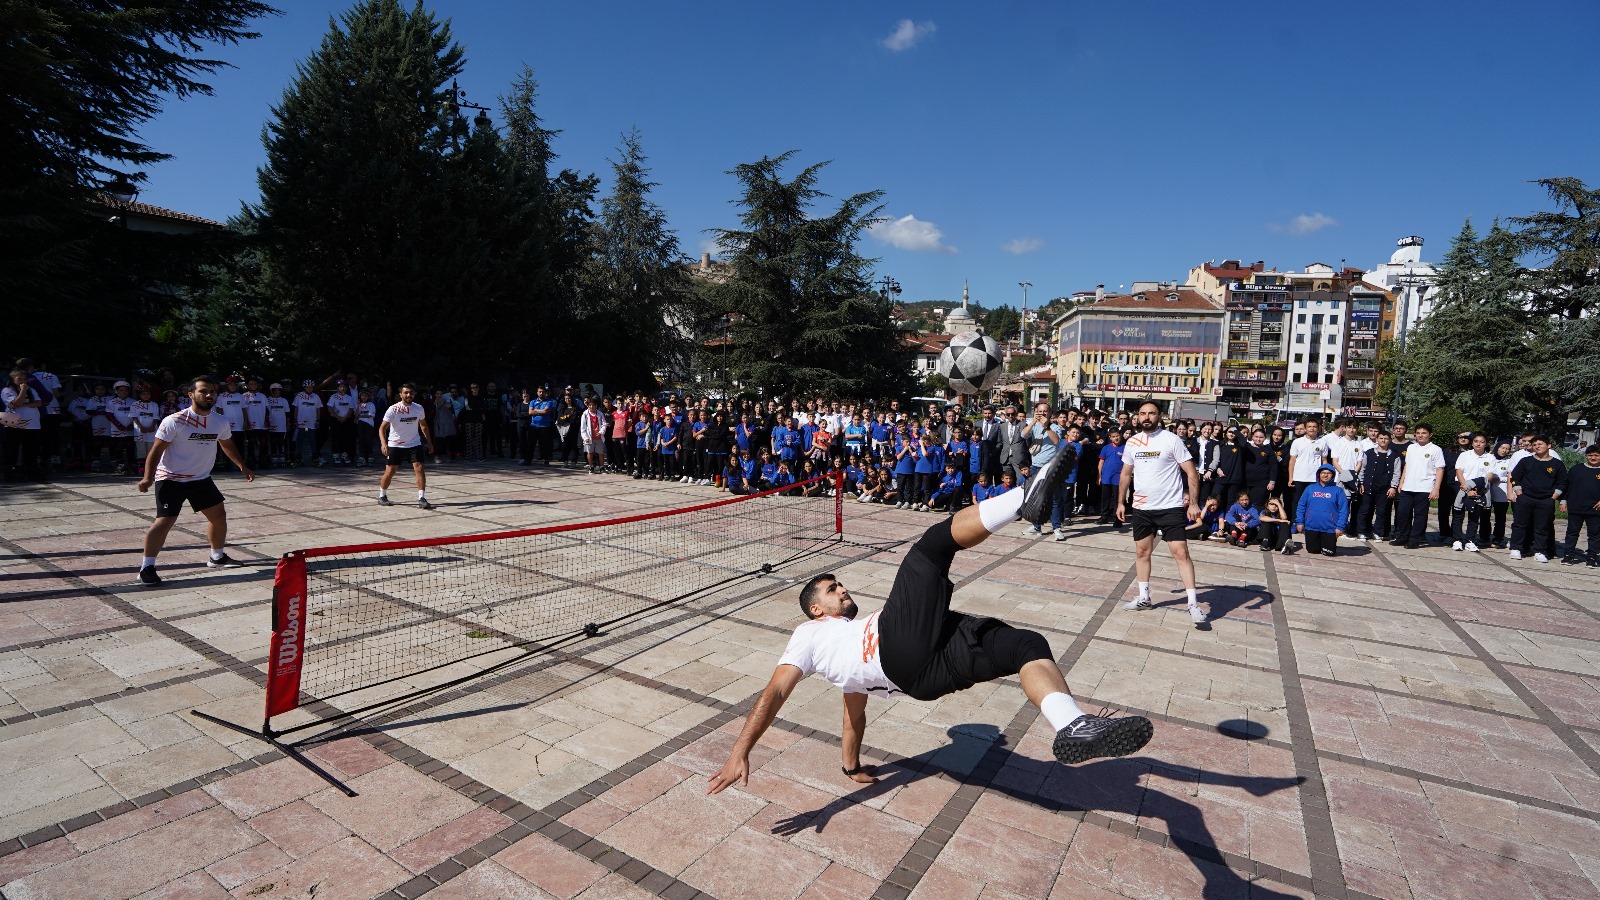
[189,710,357,797]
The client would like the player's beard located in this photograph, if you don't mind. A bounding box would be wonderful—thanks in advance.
[1139,418,1159,432]
[841,599,859,619]
[191,397,215,413]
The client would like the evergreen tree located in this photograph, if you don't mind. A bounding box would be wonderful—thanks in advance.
[1511,177,1600,321]
[706,152,913,401]
[3,0,275,362]
[250,0,471,378]
[591,130,697,387]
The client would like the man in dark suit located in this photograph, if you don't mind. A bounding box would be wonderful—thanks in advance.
[975,404,1003,480]
[999,405,1030,480]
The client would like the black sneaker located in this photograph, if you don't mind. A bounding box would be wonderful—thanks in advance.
[378,496,393,506]
[1563,556,1583,565]
[1053,712,1154,765]
[1588,558,1599,568]
[138,565,161,586]
[1019,444,1076,525]
[206,552,244,568]
[1320,549,1335,557]
[418,499,436,510]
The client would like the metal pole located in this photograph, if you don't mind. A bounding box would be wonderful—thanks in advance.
[1018,281,1031,352]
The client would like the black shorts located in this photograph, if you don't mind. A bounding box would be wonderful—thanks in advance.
[1131,507,1189,542]
[153,478,225,519]
[877,521,1054,702]
[383,445,426,468]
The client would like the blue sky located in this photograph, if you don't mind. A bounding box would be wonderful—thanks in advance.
[136,0,1598,310]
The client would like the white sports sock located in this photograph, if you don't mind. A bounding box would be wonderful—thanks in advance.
[977,487,1026,533]
[1186,588,1198,606]
[210,549,225,561]
[377,489,387,499]
[1137,581,1151,599]
[141,556,156,569]
[1040,692,1087,730]
[418,490,426,500]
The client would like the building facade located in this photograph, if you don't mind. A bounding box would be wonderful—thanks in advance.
[1053,289,1225,413]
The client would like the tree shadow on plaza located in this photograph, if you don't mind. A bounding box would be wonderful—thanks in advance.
[772,724,1306,899]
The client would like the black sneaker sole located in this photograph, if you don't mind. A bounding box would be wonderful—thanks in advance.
[1053,716,1154,765]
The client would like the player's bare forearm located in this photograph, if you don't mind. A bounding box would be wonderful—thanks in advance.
[709,665,799,794]
[841,692,877,784]
[221,439,254,481]
[137,440,170,491]
[1116,464,1133,521]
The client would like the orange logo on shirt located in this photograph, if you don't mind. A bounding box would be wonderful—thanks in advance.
[861,616,879,662]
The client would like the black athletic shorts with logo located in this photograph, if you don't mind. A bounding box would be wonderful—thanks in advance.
[1130,507,1189,542]
[153,478,225,518]
[384,445,426,467]
[877,520,1053,702]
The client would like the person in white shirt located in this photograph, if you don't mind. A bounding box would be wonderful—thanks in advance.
[291,380,323,467]
[1117,401,1208,625]
[1288,419,1329,526]
[104,380,138,475]
[87,382,111,468]
[1391,423,1446,548]
[239,377,270,470]
[18,359,62,473]
[356,390,378,465]
[325,381,357,465]
[378,383,437,509]
[1324,419,1362,492]
[134,376,253,585]
[265,383,291,466]
[1356,424,1380,455]
[708,469,1153,797]
[130,385,161,478]
[1488,441,1515,548]
[1450,433,1497,552]
[2,369,44,481]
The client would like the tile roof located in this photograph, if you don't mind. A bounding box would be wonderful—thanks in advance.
[1085,289,1221,312]
[97,194,224,228]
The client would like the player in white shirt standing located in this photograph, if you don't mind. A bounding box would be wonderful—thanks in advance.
[708,454,1152,797]
[134,376,254,585]
[1390,423,1446,549]
[378,383,437,510]
[264,383,291,466]
[325,381,357,466]
[130,385,161,479]
[104,380,138,475]
[214,376,247,471]
[1117,401,1208,626]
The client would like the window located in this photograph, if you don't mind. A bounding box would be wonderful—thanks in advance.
[1295,334,1305,344]
[1328,334,1338,344]
[1311,314,1323,325]
[1297,313,1306,324]
[1293,353,1304,363]
[1383,321,1392,330]
[1326,354,1336,365]
[1298,300,1307,309]
[1330,316,1339,325]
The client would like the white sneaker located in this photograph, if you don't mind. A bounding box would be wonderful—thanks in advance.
[1125,596,1153,611]
[1509,550,1523,560]
[857,495,870,504]
[1053,529,1068,542]
[1024,525,1042,536]
[1359,535,1369,543]
[1535,553,1550,563]
[1464,542,1480,552]
[1189,605,1207,624]
[1452,541,1463,552]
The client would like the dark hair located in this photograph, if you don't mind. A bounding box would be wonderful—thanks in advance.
[799,574,834,619]
[190,375,218,389]
[400,382,417,393]
[1415,423,1433,434]
[1585,444,1600,455]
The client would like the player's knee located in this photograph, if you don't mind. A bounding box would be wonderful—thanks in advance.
[1012,629,1053,669]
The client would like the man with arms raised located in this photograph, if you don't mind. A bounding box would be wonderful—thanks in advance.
[135,377,253,585]
[709,446,1152,795]
[377,383,437,510]
[1118,401,1208,626]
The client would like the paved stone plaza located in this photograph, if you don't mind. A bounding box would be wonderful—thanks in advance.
[2,464,1599,899]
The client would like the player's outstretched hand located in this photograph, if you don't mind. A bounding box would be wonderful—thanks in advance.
[707,756,748,795]
[1115,504,1127,524]
[136,477,152,493]
[242,467,256,483]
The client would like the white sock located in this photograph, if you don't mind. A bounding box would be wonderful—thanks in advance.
[210,549,225,561]
[1186,588,1198,607]
[378,489,387,499]
[977,487,1026,533]
[418,491,426,500]
[1137,581,1151,599]
[1040,692,1087,730]
[141,556,156,569]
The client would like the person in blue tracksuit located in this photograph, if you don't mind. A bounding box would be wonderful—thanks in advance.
[1222,490,1261,547]
[893,426,918,508]
[929,464,965,512]
[970,472,998,503]
[914,433,945,512]
[1296,464,1350,557]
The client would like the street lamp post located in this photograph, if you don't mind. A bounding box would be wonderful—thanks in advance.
[1017,281,1031,351]
[1391,273,1428,422]
[875,276,901,302]
[442,79,492,149]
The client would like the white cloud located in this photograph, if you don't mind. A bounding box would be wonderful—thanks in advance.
[1003,237,1044,255]
[881,19,936,52]
[1270,212,1337,236]
[870,214,956,253]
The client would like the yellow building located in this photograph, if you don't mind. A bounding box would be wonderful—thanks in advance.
[1053,289,1226,413]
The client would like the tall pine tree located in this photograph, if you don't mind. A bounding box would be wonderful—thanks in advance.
[706,152,912,401]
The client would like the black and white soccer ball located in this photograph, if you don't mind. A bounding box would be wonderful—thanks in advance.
[937,331,1004,395]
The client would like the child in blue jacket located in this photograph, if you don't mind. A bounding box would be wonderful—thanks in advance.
[1296,464,1350,556]
[1223,490,1261,547]
[929,463,965,512]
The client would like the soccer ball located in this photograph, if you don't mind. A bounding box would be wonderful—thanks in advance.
[937,331,1004,395]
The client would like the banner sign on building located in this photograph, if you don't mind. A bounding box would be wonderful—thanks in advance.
[1061,317,1223,354]
[1099,365,1202,375]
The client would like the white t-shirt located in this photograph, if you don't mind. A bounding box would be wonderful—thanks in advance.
[265,396,290,433]
[777,613,898,695]
[327,392,356,421]
[104,396,136,438]
[153,409,232,483]
[1399,442,1446,493]
[357,401,376,427]
[1456,450,1497,492]
[241,391,267,430]
[1488,456,1514,503]
[382,402,425,448]
[1124,428,1192,511]
[216,391,246,432]
[293,392,323,430]
[35,372,62,415]
[1,387,41,429]
[88,395,110,436]
[68,396,93,424]
[1289,435,1329,483]
[131,399,161,437]
[1325,433,1362,483]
